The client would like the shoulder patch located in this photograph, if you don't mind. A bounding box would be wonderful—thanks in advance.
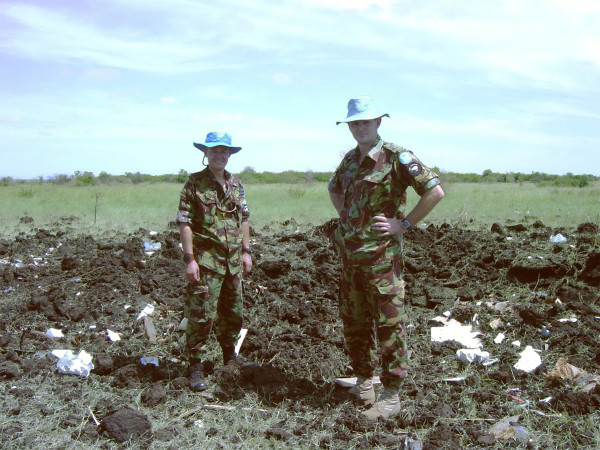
[408,163,422,176]
[399,151,413,165]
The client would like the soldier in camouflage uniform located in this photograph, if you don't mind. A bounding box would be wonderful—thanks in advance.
[177,131,253,392]
[329,97,445,419]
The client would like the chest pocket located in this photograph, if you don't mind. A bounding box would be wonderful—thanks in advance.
[195,191,218,227]
[360,166,393,201]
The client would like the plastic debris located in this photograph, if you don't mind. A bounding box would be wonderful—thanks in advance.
[143,241,162,252]
[46,328,64,338]
[514,345,541,372]
[140,356,159,367]
[55,350,94,377]
[137,304,154,320]
[550,233,567,243]
[430,317,482,348]
[540,325,550,337]
[489,415,529,442]
[494,333,505,344]
[545,357,600,392]
[178,317,188,331]
[456,349,490,365]
[106,329,121,342]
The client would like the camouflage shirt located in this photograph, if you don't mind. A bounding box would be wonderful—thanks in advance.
[328,136,440,267]
[177,168,250,275]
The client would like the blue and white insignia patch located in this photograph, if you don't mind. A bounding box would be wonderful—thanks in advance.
[399,151,413,165]
[408,163,422,176]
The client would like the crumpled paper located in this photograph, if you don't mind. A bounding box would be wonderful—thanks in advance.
[54,350,94,377]
[430,317,482,348]
[514,345,541,373]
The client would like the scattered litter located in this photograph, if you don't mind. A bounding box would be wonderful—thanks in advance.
[558,316,577,323]
[494,333,505,344]
[456,349,490,365]
[46,328,64,338]
[550,233,567,243]
[143,241,162,253]
[149,231,158,236]
[540,325,550,337]
[430,317,482,348]
[144,316,157,343]
[442,376,467,382]
[140,356,159,367]
[506,237,513,241]
[178,317,188,331]
[488,415,528,443]
[489,318,502,329]
[335,376,381,388]
[514,345,541,373]
[106,329,121,342]
[545,357,600,392]
[55,350,94,377]
[234,328,248,356]
[512,340,521,347]
[137,304,154,320]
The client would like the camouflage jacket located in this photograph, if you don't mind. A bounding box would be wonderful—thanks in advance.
[328,136,440,268]
[177,168,250,275]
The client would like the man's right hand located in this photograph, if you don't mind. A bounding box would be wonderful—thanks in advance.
[185,260,200,282]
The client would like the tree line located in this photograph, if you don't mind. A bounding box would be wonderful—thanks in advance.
[1,167,598,188]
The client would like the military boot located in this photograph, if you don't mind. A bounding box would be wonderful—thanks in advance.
[348,376,376,406]
[188,360,208,392]
[222,346,256,368]
[362,386,401,420]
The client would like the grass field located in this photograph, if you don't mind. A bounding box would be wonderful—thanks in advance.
[0,181,599,237]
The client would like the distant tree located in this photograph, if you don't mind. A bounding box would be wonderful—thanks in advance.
[0,176,13,186]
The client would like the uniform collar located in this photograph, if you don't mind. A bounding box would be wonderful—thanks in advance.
[356,135,384,161]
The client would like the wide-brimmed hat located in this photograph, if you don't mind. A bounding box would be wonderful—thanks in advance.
[193,132,241,154]
[336,96,389,125]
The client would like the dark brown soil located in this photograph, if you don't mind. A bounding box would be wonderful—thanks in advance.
[0,218,599,447]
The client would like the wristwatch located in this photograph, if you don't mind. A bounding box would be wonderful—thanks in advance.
[183,253,194,264]
[400,218,412,231]
[242,247,253,254]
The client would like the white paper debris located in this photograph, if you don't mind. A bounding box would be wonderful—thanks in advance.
[550,233,567,243]
[46,328,64,338]
[514,345,541,372]
[140,356,159,367]
[56,350,94,377]
[494,333,505,344]
[137,304,154,320]
[456,349,490,365]
[178,317,188,331]
[430,318,482,348]
[106,329,121,342]
[234,328,248,356]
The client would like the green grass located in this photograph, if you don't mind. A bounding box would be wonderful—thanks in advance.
[0,181,598,238]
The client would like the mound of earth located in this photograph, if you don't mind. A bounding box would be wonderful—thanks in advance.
[0,218,598,447]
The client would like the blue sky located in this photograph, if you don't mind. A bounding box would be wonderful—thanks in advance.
[1,0,599,179]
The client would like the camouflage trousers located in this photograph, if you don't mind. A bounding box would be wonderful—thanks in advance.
[184,267,243,361]
[339,259,409,390]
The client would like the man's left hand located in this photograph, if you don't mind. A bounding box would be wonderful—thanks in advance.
[242,252,252,276]
[372,215,403,236]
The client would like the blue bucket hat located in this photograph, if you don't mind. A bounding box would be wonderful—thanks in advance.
[336,96,389,125]
[193,132,241,154]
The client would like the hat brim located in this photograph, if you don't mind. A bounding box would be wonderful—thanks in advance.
[193,143,241,154]
[336,113,389,125]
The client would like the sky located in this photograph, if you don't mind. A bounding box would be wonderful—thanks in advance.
[1,0,599,179]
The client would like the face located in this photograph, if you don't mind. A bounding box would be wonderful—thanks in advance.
[348,118,381,147]
[205,146,231,170]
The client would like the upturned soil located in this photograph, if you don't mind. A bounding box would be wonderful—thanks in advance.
[0,217,599,448]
